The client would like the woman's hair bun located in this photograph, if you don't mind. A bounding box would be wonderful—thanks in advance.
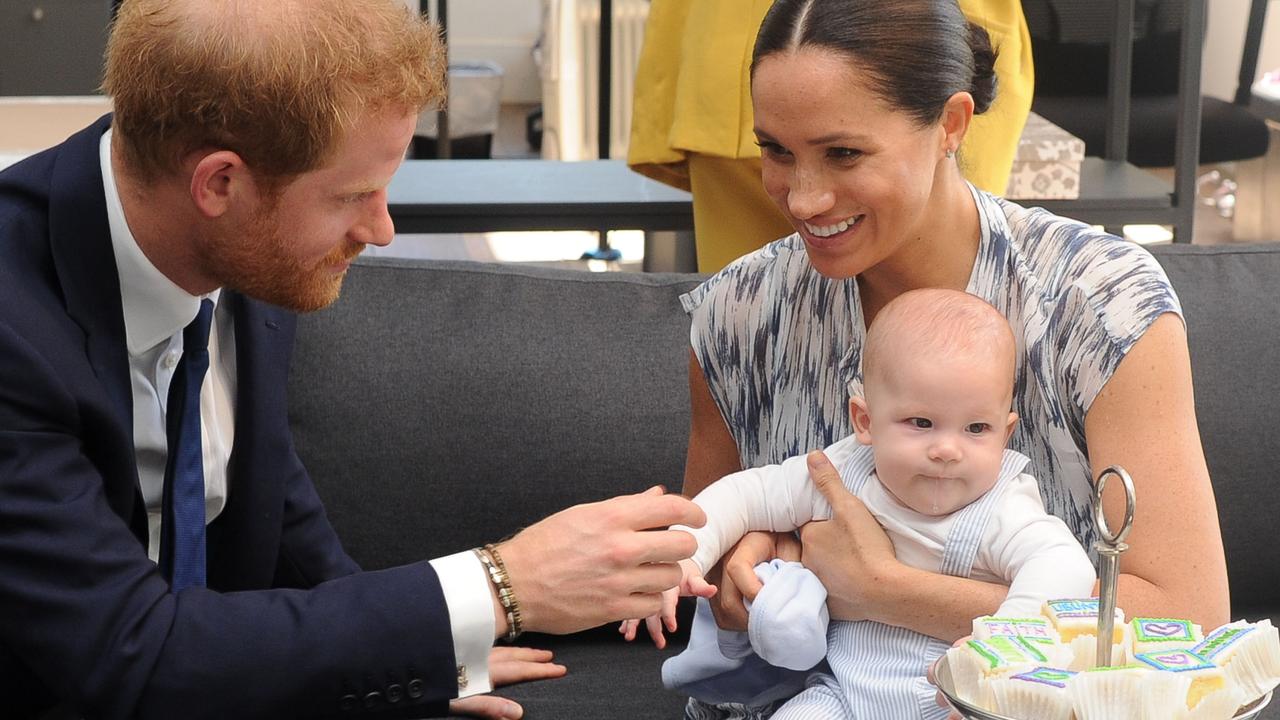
[968,21,998,114]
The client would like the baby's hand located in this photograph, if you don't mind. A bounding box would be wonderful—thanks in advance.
[619,586,679,649]
[618,560,717,649]
[679,558,717,600]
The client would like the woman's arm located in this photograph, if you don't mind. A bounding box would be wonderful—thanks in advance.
[683,350,743,497]
[684,350,801,631]
[1082,312,1230,628]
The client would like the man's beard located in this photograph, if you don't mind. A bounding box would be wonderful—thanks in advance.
[202,204,363,312]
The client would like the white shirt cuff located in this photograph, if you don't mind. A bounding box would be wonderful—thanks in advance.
[429,550,495,698]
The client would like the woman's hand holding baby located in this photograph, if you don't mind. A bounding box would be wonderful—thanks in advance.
[798,450,898,623]
[710,530,803,631]
[619,559,717,649]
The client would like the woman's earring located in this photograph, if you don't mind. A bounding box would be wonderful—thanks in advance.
[944,148,956,160]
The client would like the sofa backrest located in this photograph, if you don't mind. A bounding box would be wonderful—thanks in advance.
[1148,243,1280,617]
[292,245,1280,617]
[290,258,702,568]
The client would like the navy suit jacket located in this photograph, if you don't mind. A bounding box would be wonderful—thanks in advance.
[0,117,457,719]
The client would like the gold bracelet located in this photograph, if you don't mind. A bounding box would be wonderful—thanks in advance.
[475,544,522,641]
[486,544,523,640]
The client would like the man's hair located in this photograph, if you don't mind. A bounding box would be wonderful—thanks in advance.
[103,0,445,185]
[862,288,1015,388]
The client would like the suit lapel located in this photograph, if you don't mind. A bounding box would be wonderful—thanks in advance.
[46,115,146,535]
[48,116,134,436]
[207,293,292,589]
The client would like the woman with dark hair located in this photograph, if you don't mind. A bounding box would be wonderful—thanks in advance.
[674,0,1228,717]
[627,0,1033,273]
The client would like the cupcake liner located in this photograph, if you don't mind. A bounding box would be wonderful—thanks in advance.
[1141,670,1195,720]
[1068,668,1149,720]
[945,645,989,710]
[1179,684,1247,720]
[990,675,1074,720]
[1232,621,1280,701]
[1068,666,1192,720]
[1066,635,1128,671]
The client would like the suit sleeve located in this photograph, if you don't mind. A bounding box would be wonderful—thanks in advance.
[272,439,363,587]
[0,319,455,720]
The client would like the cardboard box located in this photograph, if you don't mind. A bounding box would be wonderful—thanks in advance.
[1005,112,1086,200]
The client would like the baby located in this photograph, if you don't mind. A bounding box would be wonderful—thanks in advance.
[628,288,1096,718]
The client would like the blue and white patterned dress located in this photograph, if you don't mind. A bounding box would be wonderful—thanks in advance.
[678,184,1181,718]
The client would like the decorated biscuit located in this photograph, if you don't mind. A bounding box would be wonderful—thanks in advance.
[1130,617,1205,657]
[1193,619,1280,703]
[946,636,1049,710]
[972,616,1071,667]
[1042,598,1126,643]
[1134,649,1227,709]
[1042,598,1128,670]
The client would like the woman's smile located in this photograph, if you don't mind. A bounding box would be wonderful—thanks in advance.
[802,214,866,245]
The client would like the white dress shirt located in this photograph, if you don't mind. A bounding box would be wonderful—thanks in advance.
[99,130,494,696]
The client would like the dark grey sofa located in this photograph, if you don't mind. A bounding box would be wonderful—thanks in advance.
[289,244,1280,719]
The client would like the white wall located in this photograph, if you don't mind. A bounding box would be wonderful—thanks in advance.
[410,0,544,104]
[1202,0,1280,100]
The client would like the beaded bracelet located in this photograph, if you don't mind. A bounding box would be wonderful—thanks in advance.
[475,544,523,642]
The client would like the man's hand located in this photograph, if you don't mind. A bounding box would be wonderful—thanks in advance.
[497,486,705,635]
[708,530,801,632]
[798,450,896,622]
[447,646,566,719]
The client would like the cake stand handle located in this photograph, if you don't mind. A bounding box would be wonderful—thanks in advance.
[1092,465,1135,668]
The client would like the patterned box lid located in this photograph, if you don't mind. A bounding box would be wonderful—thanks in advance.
[1014,113,1086,163]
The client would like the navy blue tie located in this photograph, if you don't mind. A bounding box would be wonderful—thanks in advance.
[160,299,214,592]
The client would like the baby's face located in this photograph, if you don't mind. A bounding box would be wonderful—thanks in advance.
[851,351,1016,517]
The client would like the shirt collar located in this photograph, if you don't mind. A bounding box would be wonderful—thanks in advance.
[101,128,219,355]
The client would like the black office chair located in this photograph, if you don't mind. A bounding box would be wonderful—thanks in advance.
[1024,0,1269,172]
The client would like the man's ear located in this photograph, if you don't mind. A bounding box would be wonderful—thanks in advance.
[1003,411,1019,444]
[940,91,975,158]
[189,150,252,219]
[849,396,873,446]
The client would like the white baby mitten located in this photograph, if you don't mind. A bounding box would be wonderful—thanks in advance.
[743,559,830,671]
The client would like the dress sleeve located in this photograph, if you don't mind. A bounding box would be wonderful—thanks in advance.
[681,238,861,467]
[680,243,785,464]
[1049,230,1183,416]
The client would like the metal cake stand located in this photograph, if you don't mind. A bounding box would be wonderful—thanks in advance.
[935,466,1274,720]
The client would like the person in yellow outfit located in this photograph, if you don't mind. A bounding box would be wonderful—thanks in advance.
[628,0,1034,272]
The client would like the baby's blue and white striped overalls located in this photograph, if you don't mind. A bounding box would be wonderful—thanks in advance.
[769,447,1016,720]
